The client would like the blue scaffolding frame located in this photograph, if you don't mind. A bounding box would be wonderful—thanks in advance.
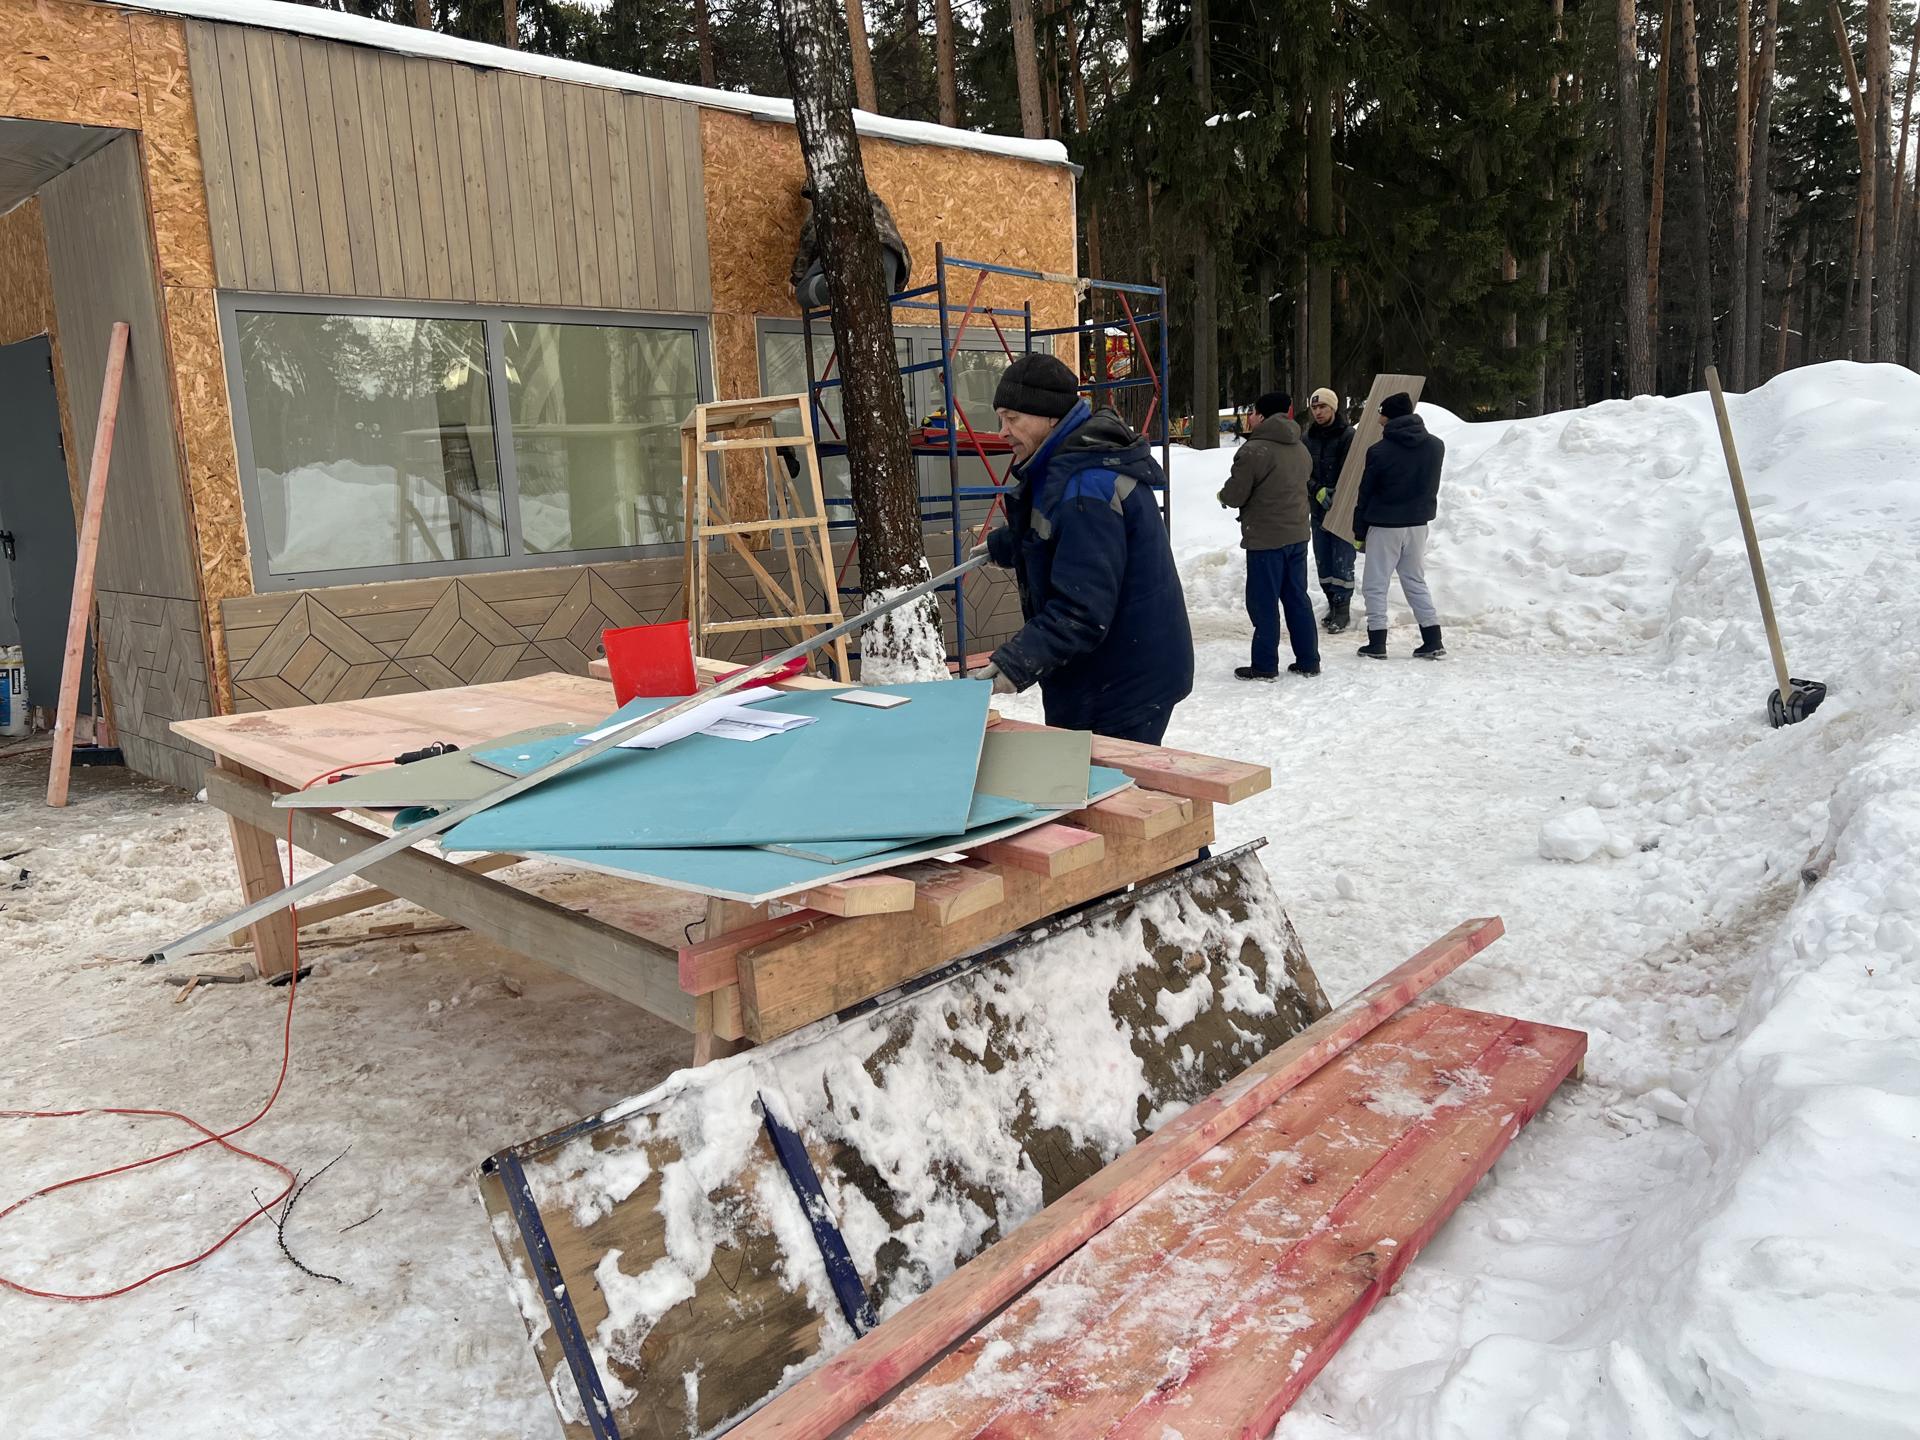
[801,245,1171,673]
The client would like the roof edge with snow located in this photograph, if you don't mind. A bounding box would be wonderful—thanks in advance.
[113,0,1074,169]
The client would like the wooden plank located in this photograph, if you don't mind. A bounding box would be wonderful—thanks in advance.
[496,74,542,305]
[380,54,429,298]
[429,63,476,301]
[203,768,694,1028]
[1323,373,1428,547]
[894,860,1004,926]
[622,95,662,309]
[545,81,583,307]
[241,27,302,290]
[452,66,498,300]
[268,32,331,293]
[660,101,697,306]
[797,873,915,918]
[1068,788,1192,841]
[728,916,1506,1439]
[518,74,562,305]
[582,89,620,310]
[211,24,274,290]
[679,97,712,310]
[213,758,299,978]
[738,809,1215,1041]
[992,718,1270,805]
[678,908,822,996]
[1099,1019,1584,1439]
[475,73,517,303]
[560,84,596,307]
[351,49,405,298]
[321,46,379,295]
[970,822,1105,878]
[641,97,677,305]
[405,61,452,299]
[183,23,245,285]
[295,37,357,294]
[603,92,643,309]
[292,852,527,928]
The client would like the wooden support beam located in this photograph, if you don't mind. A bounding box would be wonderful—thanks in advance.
[1068,787,1193,841]
[678,909,826,995]
[798,873,916,917]
[894,860,1005,926]
[991,719,1270,805]
[215,758,300,979]
[201,768,693,1027]
[736,807,1217,1042]
[725,916,1505,1439]
[971,822,1106,878]
[292,853,524,928]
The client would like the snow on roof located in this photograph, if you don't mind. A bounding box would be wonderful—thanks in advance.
[116,0,1073,169]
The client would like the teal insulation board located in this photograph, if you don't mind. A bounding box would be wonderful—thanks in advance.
[444,681,992,854]
[497,768,1135,904]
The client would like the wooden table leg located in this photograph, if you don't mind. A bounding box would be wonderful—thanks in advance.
[215,757,298,979]
[692,898,764,1065]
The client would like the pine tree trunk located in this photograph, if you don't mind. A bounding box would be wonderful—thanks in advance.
[1648,0,1672,365]
[1258,255,1277,393]
[934,0,960,126]
[1307,77,1334,386]
[845,0,880,113]
[1188,0,1219,450]
[1744,0,1778,383]
[500,0,518,47]
[1867,0,1896,358]
[1126,0,1144,84]
[694,0,717,86]
[773,0,937,675]
[1678,0,1716,383]
[1828,0,1874,357]
[1729,0,1752,387]
[1618,0,1654,395]
[1064,2,1093,138]
[413,0,431,28]
[1011,0,1045,139]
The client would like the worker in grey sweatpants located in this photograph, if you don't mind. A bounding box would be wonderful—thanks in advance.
[1352,392,1447,659]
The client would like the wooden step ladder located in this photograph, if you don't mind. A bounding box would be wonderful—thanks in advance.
[680,394,851,680]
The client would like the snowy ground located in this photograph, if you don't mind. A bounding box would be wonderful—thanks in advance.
[4,361,1918,1438]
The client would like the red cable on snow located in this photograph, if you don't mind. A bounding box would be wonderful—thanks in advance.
[0,758,394,1302]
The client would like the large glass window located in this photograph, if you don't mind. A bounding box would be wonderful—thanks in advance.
[759,327,913,503]
[504,322,698,550]
[227,301,707,588]
[235,311,505,575]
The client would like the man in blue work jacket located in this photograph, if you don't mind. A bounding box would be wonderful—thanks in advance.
[974,354,1195,745]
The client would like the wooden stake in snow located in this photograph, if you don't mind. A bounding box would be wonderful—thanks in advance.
[772,0,943,679]
[47,321,129,809]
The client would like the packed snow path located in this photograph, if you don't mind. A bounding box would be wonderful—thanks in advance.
[3,363,1917,1438]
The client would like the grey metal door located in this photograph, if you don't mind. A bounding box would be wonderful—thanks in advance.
[0,335,91,716]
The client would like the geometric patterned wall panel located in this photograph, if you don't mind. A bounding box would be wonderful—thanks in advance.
[220,550,1025,714]
[95,589,215,792]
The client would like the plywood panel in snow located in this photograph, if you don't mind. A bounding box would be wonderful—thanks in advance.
[1322,373,1427,548]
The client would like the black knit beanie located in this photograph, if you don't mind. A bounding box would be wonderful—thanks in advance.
[1381,392,1415,420]
[993,354,1080,419]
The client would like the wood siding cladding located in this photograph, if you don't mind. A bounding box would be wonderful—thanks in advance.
[182,21,711,313]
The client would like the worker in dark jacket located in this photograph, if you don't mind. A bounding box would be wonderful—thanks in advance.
[791,183,912,309]
[1353,391,1446,660]
[1302,387,1357,632]
[1218,392,1319,679]
[976,354,1195,744]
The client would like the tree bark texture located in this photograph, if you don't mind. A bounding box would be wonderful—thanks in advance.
[1744,0,1779,384]
[1678,0,1716,382]
[1011,0,1045,139]
[500,0,518,48]
[934,0,960,126]
[1307,77,1335,387]
[845,0,880,112]
[772,0,934,665]
[1866,0,1896,358]
[1188,0,1220,449]
[694,0,717,86]
[1829,0,1874,358]
[1648,0,1672,357]
[1729,0,1753,386]
[413,0,431,28]
[1617,0,1654,396]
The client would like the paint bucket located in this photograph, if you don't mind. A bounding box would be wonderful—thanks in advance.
[0,645,27,738]
[601,621,697,705]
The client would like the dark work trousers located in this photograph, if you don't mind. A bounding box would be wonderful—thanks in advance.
[1311,514,1357,604]
[1246,543,1320,673]
[1095,702,1175,747]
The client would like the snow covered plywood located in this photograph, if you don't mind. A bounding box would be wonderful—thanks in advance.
[480,846,1326,1439]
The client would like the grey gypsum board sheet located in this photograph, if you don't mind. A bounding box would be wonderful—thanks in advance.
[971,727,1096,809]
[272,723,594,809]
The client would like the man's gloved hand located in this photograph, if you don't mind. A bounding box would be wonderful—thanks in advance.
[1315,486,1333,508]
[976,660,1019,695]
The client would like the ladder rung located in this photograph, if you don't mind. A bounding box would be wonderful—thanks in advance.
[700,517,824,536]
[700,436,810,452]
[704,613,846,633]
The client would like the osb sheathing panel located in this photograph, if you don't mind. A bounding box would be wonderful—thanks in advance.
[163,284,245,704]
[699,107,1078,402]
[130,14,216,288]
[0,0,142,128]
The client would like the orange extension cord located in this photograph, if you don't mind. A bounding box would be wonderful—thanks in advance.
[0,759,394,1302]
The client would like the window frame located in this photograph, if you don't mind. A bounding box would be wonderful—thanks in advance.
[219,292,713,593]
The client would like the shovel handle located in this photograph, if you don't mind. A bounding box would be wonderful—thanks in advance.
[1705,367,1794,700]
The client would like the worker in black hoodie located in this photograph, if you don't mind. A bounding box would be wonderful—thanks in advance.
[1353,391,1446,660]
[1302,387,1357,632]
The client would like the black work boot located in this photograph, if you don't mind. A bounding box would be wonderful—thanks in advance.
[1322,596,1351,634]
[1357,629,1388,659]
[1413,624,1446,659]
[1234,666,1278,681]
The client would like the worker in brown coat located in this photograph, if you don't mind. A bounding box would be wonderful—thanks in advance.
[1219,392,1320,678]
[791,184,913,309]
